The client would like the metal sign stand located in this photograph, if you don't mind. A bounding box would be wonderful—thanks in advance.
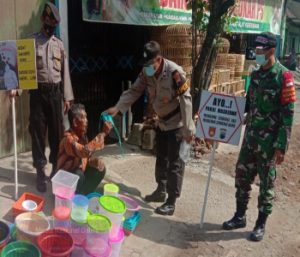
[200,141,217,229]
[12,97,18,200]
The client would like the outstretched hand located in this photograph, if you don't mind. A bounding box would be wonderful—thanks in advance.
[102,121,113,136]
[105,106,119,117]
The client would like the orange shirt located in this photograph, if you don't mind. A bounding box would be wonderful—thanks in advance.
[57,130,104,172]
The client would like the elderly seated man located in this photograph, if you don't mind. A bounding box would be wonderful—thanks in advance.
[56,104,112,195]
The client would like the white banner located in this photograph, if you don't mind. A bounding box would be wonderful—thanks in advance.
[196,91,246,146]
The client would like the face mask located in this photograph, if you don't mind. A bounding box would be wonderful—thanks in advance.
[43,23,56,36]
[144,65,156,77]
[255,54,269,66]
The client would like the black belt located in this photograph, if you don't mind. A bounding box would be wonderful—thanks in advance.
[37,82,62,93]
[159,105,181,121]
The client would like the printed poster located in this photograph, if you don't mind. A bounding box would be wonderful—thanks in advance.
[196,91,246,146]
[0,39,37,91]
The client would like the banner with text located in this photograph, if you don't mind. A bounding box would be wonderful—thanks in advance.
[196,91,246,146]
[229,0,284,35]
[0,39,37,91]
[82,0,192,25]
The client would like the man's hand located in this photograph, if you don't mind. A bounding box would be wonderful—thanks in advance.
[105,106,119,117]
[102,121,113,136]
[274,149,285,165]
[64,101,72,114]
[8,90,18,102]
[95,132,105,150]
[89,157,105,171]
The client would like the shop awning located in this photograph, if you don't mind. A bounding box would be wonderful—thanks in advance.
[82,0,192,26]
[229,0,285,35]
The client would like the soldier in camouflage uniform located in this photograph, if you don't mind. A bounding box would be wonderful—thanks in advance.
[223,32,296,241]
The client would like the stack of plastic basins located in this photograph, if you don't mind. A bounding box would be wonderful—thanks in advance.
[83,214,112,257]
[1,241,41,257]
[37,229,74,257]
[15,212,50,245]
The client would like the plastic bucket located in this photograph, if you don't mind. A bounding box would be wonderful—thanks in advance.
[0,221,10,252]
[69,219,87,246]
[118,195,139,219]
[37,229,74,257]
[86,193,101,213]
[109,228,125,257]
[83,243,111,257]
[85,214,111,254]
[53,207,71,231]
[71,195,89,224]
[103,184,119,196]
[1,241,41,257]
[99,196,126,238]
[15,212,50,244]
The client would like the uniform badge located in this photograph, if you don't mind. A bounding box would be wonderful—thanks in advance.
[281,71,296,105]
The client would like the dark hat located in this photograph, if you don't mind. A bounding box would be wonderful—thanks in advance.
[142,41,161,66]
[255,32,277,49]
[43,1,60,23]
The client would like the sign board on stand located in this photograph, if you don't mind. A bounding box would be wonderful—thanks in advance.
[0,39,37,91]
[0,39,37,199]
[196,90,246,228]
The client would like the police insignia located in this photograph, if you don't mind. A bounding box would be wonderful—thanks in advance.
[281,71,296,105]
[172,70,189,96]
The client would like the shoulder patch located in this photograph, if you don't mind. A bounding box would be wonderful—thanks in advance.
[172,70,189,96]
[281,71,296,105]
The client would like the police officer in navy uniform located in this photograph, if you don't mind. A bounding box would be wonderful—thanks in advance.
[106,41,195,215]
[11,2,74,192]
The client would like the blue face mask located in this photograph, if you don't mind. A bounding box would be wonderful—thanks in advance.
[144,65,156,77]
[256,54,268,66]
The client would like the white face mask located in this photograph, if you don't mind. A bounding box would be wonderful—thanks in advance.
[256,54,269,66]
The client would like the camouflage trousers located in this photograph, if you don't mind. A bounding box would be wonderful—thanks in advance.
[235,129,277,215]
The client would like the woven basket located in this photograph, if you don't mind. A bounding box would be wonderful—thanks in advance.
[216,54,228,66]
[218,69,231,84]
[151,25,195,68]
[210,69,219,85]
[209,84,217,92]
[236,80,245,91]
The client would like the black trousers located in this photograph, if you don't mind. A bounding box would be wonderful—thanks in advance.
[29,84,63,180]
[155,127,185,199]
[74,166,106,195]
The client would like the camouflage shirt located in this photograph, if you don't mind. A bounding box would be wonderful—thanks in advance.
[245,61,296,153]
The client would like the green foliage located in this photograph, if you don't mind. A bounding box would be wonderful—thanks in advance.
[188,0,237,32]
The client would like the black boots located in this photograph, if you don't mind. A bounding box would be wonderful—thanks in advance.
[222,212,247,230]
[145,183,167,203]
[223,208,268,242]
[155,196,176,216]
[250,212,268,242]
[223,204,247,230]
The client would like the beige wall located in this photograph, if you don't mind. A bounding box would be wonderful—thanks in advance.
[0,0,47,157]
